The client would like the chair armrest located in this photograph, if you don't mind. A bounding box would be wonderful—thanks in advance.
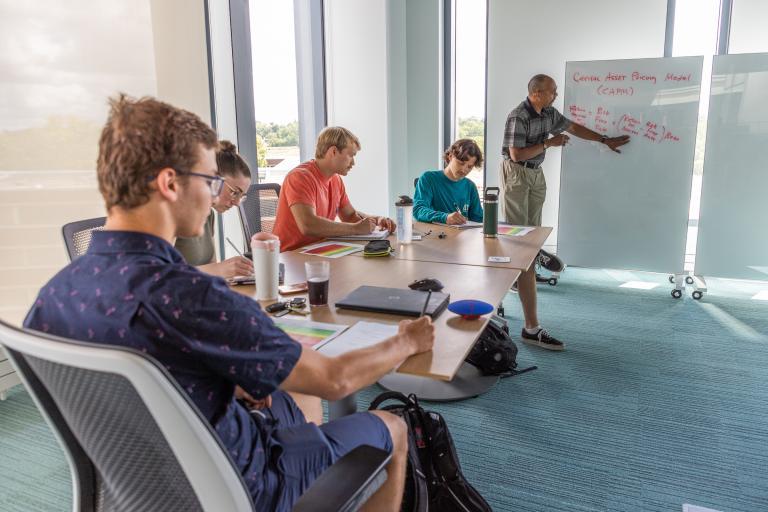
[292,445,391,512]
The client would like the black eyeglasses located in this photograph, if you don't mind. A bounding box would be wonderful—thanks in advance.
[174,169,225,197]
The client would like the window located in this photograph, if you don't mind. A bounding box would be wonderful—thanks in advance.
[672,0,721,271]
[249,0,302,185]
[0,1,157,325]
[453,0,487,194]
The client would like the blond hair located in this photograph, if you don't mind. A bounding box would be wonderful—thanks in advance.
[315,126,361,159]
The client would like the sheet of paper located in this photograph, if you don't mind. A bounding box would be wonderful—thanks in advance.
[330,229,390,241]
[300,241,364,258]
[498,225,535,237]
[271,317,348,350]
[488,256,511,263]
[411,235,422,241]
[433,220,483,229]
[318,321,399,358]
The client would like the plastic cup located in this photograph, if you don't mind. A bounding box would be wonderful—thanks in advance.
[305,261,330,306]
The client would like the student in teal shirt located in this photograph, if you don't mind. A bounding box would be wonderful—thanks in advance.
[413,139,484,224]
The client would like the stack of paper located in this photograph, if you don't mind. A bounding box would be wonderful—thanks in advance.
[331,229,390,241]
[318,321,399,358]
[433,220,483,229]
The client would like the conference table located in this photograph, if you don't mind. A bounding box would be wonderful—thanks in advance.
[232,222,551,408]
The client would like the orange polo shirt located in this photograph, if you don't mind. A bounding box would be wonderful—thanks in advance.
[273,160,351,252]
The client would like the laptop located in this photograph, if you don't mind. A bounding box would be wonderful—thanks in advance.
[335,285,450,318]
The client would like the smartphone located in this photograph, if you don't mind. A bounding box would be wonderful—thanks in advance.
[278,282,308,295]
[227,275,255,286]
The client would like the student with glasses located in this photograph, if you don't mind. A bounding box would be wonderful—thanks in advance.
[175,140,254,278]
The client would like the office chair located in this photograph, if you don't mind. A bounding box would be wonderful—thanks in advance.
[62,217,107,261]
[0,319,391,512]
[238,183,281,252]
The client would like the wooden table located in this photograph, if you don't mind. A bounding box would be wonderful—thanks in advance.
[233,251,520,381]
[342,222,551,272]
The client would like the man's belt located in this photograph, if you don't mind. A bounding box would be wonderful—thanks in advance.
[513,160,540,169]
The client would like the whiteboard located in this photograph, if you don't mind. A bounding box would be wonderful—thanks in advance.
[695,53,768,281]
[558,56,702,273]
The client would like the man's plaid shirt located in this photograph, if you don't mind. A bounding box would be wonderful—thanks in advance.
[502,98,572,166]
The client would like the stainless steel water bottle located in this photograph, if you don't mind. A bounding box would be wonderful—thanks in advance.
[483,187,499,238]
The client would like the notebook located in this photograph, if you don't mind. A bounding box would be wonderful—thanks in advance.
[335,285,450,318]
[433,220,483,229]
[330,229,390,241]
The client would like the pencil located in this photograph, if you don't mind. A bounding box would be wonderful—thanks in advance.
[225,237,243,257]
[420,290,432,317]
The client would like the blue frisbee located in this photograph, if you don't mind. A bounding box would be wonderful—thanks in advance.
[447,300,494,320]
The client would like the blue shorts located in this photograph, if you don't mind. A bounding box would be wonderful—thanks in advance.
[255,391,392,512]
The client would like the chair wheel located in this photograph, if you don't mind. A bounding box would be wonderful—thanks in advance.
[668,275,675,284]
[671,289,682,299]
[548,278,558,286]
[685,276,694,285]
[692,291,703,300]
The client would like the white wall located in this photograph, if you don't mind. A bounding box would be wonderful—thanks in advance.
[485,0,667,246]
[150,0,212,124]
[324,0,392,216]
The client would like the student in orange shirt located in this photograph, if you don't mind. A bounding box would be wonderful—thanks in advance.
[273,127,396,252]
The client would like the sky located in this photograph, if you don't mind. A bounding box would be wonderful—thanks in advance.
[249,0,300,125]
[0,0,156,131]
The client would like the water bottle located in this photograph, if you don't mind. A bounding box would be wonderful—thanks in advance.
[251,233,280,301]
[483,187,499,238]
[395,195,413,245]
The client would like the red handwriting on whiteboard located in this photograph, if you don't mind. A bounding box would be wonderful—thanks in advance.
[568,104,588,124]
[594,107,610,133]
[567,105,680,144]
[616,114,640,135]
[597,85,634,96]
[573,72,601,82]
[604,72,626,82]
[665,72,691,82]
[631,72,657,84]
[643,121,659,142]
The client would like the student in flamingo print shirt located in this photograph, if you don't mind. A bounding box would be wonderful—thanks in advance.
[24,94,434,512]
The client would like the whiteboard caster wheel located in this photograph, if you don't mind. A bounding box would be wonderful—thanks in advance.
[668,275,675,283]
[548,278,558,286]
[685,276,694,285]
[692,291,703,300]
[671,289,682,299]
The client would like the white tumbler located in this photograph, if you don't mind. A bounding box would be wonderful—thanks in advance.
[395,195,413,245]
[251,234,280,301]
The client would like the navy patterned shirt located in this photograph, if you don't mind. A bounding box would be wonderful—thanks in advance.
[23,230,302,501]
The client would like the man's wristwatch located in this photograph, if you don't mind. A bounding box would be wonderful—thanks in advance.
[600,135,608,144]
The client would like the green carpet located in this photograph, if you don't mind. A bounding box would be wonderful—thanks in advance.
[2,268,767,511]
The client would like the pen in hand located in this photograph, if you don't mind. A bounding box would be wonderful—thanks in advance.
[420,290,432,318]
[226,237,244,257]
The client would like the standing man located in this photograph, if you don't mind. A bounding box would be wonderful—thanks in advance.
[500,74,630,351]
[273,127,396,252]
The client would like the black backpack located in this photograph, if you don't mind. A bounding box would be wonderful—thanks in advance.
[369,391,492,512]
[465,315,537,377]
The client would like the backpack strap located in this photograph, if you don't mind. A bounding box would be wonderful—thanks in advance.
[368,391,413,411]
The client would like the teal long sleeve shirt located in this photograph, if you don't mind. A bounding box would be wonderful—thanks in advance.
[413,170,483,223]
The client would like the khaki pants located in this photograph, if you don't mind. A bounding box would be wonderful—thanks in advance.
[499,159,546,226]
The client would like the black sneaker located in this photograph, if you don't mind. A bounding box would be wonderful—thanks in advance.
[521,328,565,351]
[537,249,565,272]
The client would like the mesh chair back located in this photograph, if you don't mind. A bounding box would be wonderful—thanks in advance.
[238,183,280,251]
[62,217,106,261]
[0,321,254,512]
